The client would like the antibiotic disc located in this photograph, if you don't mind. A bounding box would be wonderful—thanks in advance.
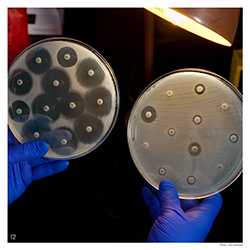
[9,37,119,159]
[127,69,242,199]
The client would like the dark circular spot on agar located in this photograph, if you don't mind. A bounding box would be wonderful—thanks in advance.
[76,58,105,87]
[9,100,30,123]
[21,116,51,140]
[9,69,32,95]
[26,47,52,74]
[141,106,156,123]
[41,68,70,97]
[194,84,206,95]
[57,47,78,67]
[59,92,85,118]
[187,176,196,185]
[85,87,112,117]
[188,142,202,156]
[43,127,78,155]
[74,114,104,144]
[32,94,60,121]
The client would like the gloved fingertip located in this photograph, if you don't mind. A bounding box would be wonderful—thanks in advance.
[159,179,176,191]
[64,160,70,167]
[205,193,223,209]
[35,140,50,155]
[192,193,223,220]
[59,160,70,169]
[180,199,199,211]
[159,179,181,210]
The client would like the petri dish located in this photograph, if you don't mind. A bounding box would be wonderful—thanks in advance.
[127,68,242,199]
[9,37,119,159]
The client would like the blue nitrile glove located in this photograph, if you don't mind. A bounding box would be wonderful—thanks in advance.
[8,129,69,205]
[142,180,223,242]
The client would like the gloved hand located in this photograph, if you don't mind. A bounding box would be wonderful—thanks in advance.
[142,180,222,242]
[8,130,69,205]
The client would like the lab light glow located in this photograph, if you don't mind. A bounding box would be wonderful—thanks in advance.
[145,8,232,47]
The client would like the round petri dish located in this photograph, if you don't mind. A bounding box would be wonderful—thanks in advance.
[127,68,242,199]
[9,37,119,159]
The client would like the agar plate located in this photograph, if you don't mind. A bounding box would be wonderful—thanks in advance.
[9,38,119,159]
[127,69,242,199]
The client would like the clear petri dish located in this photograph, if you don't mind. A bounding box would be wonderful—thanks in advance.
[9,37,119,160]
[127,68,242,199]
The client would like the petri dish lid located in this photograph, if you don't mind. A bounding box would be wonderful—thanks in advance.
[127,68,242,199]
[9,37,119,160]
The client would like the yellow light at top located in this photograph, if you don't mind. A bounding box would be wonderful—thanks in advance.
[145,7,232,47]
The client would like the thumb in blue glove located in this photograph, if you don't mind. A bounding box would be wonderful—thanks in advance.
[142,180,222,242]
[8,130,69,205]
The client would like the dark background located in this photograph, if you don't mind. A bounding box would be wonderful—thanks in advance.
[8,8,243,242]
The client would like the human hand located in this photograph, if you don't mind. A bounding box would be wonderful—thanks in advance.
[142,180,222,242]
[8,129,69,205]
